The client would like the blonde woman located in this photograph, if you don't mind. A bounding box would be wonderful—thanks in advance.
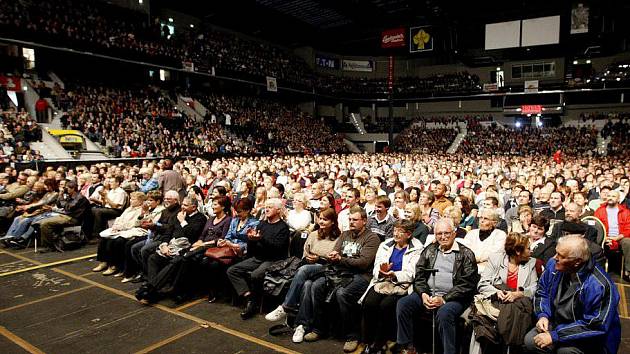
[287,193,312,232]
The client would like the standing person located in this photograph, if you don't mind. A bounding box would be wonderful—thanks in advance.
[227,198,290,320]
[396,218,479,354]
[359,220,423,353]
[158,159,186,201]
[524,236,620,354]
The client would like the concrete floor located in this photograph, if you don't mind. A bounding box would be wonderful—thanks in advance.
[0,245,628,354]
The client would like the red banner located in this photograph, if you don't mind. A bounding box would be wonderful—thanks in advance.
[381,28,406,48]
[521,105,542,114]
[0,76,21,92]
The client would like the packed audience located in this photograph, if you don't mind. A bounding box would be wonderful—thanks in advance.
[394,127,458,153]
[60,85,251,157]
[1,152,627,354]
[0,107,43,163]
[317,72,482,98]
[603,119,630,157]
[198,94,347,154]
[459,125,599,156]
[0,0,312,89]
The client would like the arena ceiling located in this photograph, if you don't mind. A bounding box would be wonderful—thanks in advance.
[157,0,628,59]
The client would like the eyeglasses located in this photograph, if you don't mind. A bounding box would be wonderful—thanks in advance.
[435,231,453,236]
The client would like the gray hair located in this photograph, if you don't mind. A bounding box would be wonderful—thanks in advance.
[183,196,198,208]
[480,208,500,222]
[165,190,180,203]
[434,218,455,232]
[557,235,590,261]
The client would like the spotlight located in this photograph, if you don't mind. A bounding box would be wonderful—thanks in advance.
[573,60,578,65]
[515,122,522,128]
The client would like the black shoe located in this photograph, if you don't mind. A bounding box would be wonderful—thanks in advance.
[240,300,257,320]
[173,294,189,305]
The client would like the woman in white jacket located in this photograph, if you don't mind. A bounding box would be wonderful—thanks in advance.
[359,220,423,353]
[469,232,538,354]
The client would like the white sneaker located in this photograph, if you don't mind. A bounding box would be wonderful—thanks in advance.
[265,305,287,322]
[292,325,305,343]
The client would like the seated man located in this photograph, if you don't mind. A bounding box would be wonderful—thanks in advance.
[89,175,128,239]
[462,209,507,273]
[594,190,630,281]
[524,235,620,354]
[396,218,479,354]
[0,172,29,220]
[135,196,206,303]
[227,198,290,320]
[298,206,379,353]
[36,180,90,252]
[128,190,181,278]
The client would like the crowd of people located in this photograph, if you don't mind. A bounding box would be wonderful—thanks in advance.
[394,127,458,153]
[197,94,347,154]
[0,107,43,163]
[0,152,627,353]
[458,125,600,156]
[0,0,312,89]
[59,85,251,157]
[317,72,482,98]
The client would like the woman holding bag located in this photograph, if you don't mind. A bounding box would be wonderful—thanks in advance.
[206,198,259,302]
[359,220,423,353]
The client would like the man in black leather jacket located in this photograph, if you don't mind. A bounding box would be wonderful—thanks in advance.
[396,218,479,354]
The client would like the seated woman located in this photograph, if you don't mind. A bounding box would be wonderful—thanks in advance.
[178,195,232,301]
[206,198,259,301]
[470,232,538,354]
[1,178,59,243]
[287,192,311,232]
[508,205,533,234]
[454,194,477,230]
[403,202,430,244]
[359,220,423,353]
[93,192,147,276]
[264,208,341,344]
[105,190,165,282]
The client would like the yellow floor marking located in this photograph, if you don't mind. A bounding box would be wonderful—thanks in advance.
[0,285,94,313]
[0,325,45,354]
[133,326,202,354]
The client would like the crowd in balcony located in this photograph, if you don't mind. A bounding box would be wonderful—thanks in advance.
[394,127,459,153]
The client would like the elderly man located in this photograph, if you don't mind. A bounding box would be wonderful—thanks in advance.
[227,198,290,320]
[594,189,630,281]
[396,218,479,354]
[138,168,158,193]
[135,196,206,303]
[298,205,379,352]
[462,209,507,273]
[524,235,620,354]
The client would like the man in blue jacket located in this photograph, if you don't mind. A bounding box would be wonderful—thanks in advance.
[524,235,620,354]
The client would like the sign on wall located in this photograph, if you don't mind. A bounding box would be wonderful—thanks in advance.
[381,28,406,49]
[409,26,433,53]
[266,76,278,92]
[342,59,375,72]
[316,56,340,69]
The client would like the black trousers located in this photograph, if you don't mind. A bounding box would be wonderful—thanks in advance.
[147,253,185,293]
[122,237,144,277]
[90,207,122,238]
[361,287,403,345]
[96,237,128,269]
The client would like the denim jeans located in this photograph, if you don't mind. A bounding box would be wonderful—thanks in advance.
[396,292,465,354]
[13,212,54,240]
[283,263,324,310]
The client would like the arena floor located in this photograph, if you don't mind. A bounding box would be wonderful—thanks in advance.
[0,246,628,354]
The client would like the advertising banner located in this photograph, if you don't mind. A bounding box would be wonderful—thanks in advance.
[266,76,278,92]
[342,59,375,72]
[409,26,433,53]
[0,76,21,92]
[524,80,539,93]
[571,3,589,34]
[381,28,406,49]
[316,56,340,69]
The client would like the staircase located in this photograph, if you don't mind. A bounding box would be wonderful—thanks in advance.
[349,113,367,135]
[447,125,467,154]
[596,131,610,156]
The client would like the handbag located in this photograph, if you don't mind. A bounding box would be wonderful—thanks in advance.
[373,279,411,296]
[204,245,238,265]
